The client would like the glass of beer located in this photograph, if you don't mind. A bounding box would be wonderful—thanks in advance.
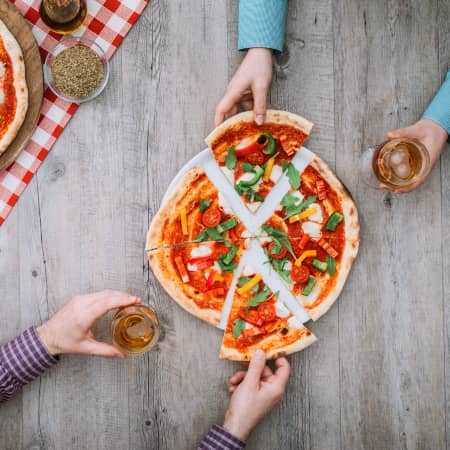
[360,137,430,191]
[110,305,160,355]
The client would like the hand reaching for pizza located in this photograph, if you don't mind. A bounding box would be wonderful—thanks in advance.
[385,119,448,193]
[215,48,273,127]
[222,350,291,442]
[37,290,141,358]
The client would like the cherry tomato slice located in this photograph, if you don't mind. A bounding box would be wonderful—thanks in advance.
[267,242,287,260]
[257,302,277,323]
[202,207,222,228]
[287,222,303,238]
[246,151,265,166]
[237,310,264,327]
[290,264,310,284]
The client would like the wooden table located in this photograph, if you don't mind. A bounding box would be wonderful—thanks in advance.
[1,1,449,449]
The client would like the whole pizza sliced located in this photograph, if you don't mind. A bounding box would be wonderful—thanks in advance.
[0,19,28,155]
[147,166,248,326]
[205,110,314,213]
[220,264,317,361]
[259,155,360,320]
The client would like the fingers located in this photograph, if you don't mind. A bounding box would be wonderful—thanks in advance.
[230,371,247,385]
[215,89,243,127]
[387,125,418,140]
[272,357,291,389]
[90,291,141,319]
[252,83,269,126]
[80,340,125,359]
[243,349,266,386]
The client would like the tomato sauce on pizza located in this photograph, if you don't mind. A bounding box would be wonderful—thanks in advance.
[0,37,17,139]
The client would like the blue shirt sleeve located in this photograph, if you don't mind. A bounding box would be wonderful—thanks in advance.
[422,69,450,135]
[238,0,288,52]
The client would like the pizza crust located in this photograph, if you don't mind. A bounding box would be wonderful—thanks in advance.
[220,328,317,361]
[0,19,28,156]
[205,110,314,149]
[305,155,360,320]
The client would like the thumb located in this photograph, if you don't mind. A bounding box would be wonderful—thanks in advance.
[243,349,266,385]
[252,84,269,126]
[81,340,125,359]
[387,125,417,140]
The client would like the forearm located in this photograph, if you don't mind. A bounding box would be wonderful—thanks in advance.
[422,69,450,136]
[0,327,57,402]
[238,0,288,52]
[198,425,245,450]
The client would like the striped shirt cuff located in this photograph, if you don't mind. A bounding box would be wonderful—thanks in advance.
[0,326,57,385]
[422,69,450,136]
[198,425,245,450]
[238,0,288,52]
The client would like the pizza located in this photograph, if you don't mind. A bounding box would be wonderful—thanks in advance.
[147,166,248,326]
[205,110,313,213]
[0,19,28,156]
[259,155,360,320]
[220,265,317,361]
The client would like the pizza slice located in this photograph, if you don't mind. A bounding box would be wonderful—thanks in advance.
[205,110,314,213]
[147,166,248,326]
[220,264,317,361]
[259,155,360,320]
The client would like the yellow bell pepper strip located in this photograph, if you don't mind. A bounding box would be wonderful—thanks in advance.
[214,273,224,282]
[179,207,188,235]
[294,250,317,267]
[289,208,317,223]
[237,274,262,295]
[263,157,275,182]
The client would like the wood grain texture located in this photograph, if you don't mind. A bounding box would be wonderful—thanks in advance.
[0,0,449,449]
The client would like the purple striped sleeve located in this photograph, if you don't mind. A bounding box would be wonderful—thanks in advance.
[0,327,58,402]
[198,425,246,450]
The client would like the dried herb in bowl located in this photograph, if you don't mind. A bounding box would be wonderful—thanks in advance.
[51,45,105,99]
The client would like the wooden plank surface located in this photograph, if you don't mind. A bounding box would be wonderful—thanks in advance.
[0,0,449,449]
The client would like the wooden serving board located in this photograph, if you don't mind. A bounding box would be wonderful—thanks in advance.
[0,0,43,171]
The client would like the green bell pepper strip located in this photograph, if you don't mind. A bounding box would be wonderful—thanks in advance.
[325,212,344,231]
[236,166,264,189]
[326,255,336,275]
[216,217,238,234]
[301,276,316,296]
[311,259,328,272]
[261,132,276,155]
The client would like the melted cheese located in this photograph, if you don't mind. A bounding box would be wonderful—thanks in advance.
[269,165,283,183]
[221,166,234,184]
[242,265,255,277]
[302,221,322,239]
[218,192,234,215]
[308,203,323,223]
[287,316,303,329]
[190,245,212,258]
[247,202,261,212]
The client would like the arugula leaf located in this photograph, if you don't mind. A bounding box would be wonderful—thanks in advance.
[326,255,336,275]
[261,225,296,259]
[223,244,238,264]
[286,163,300,190]
[238,276,251,287]
[242,163,255,173]
[278,270,293,284]
[284,195,317,219]
[218,255,238,272]
[235,183,252,195]
[271,258,287,271]
[281,159,288,171]
[245,189,264,203]
[199,199,212,212]
[195,230,209,242]
[281,193,300,207]
[248,286,271,307]
[270,239,283,254]
[205,228,225,242]
[225,146,237,170]
[232,318,246,338]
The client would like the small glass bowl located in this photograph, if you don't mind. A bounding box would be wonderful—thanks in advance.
[44,36,110,103]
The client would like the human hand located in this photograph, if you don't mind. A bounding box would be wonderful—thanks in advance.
[222,350,291,442]
[385,119,448,192]
[215,48,273,127]
[37,290,141,358]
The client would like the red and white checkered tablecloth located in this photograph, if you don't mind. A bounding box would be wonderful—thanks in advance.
[0,0,149,225]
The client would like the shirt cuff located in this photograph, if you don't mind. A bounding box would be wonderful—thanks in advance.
[198,425,246,450]
[0,326,58,385]
[422,69,450,136]
[238,0,288,52]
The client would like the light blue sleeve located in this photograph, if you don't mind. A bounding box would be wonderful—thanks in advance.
[422,69,450,135]
[238,0,288,52]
